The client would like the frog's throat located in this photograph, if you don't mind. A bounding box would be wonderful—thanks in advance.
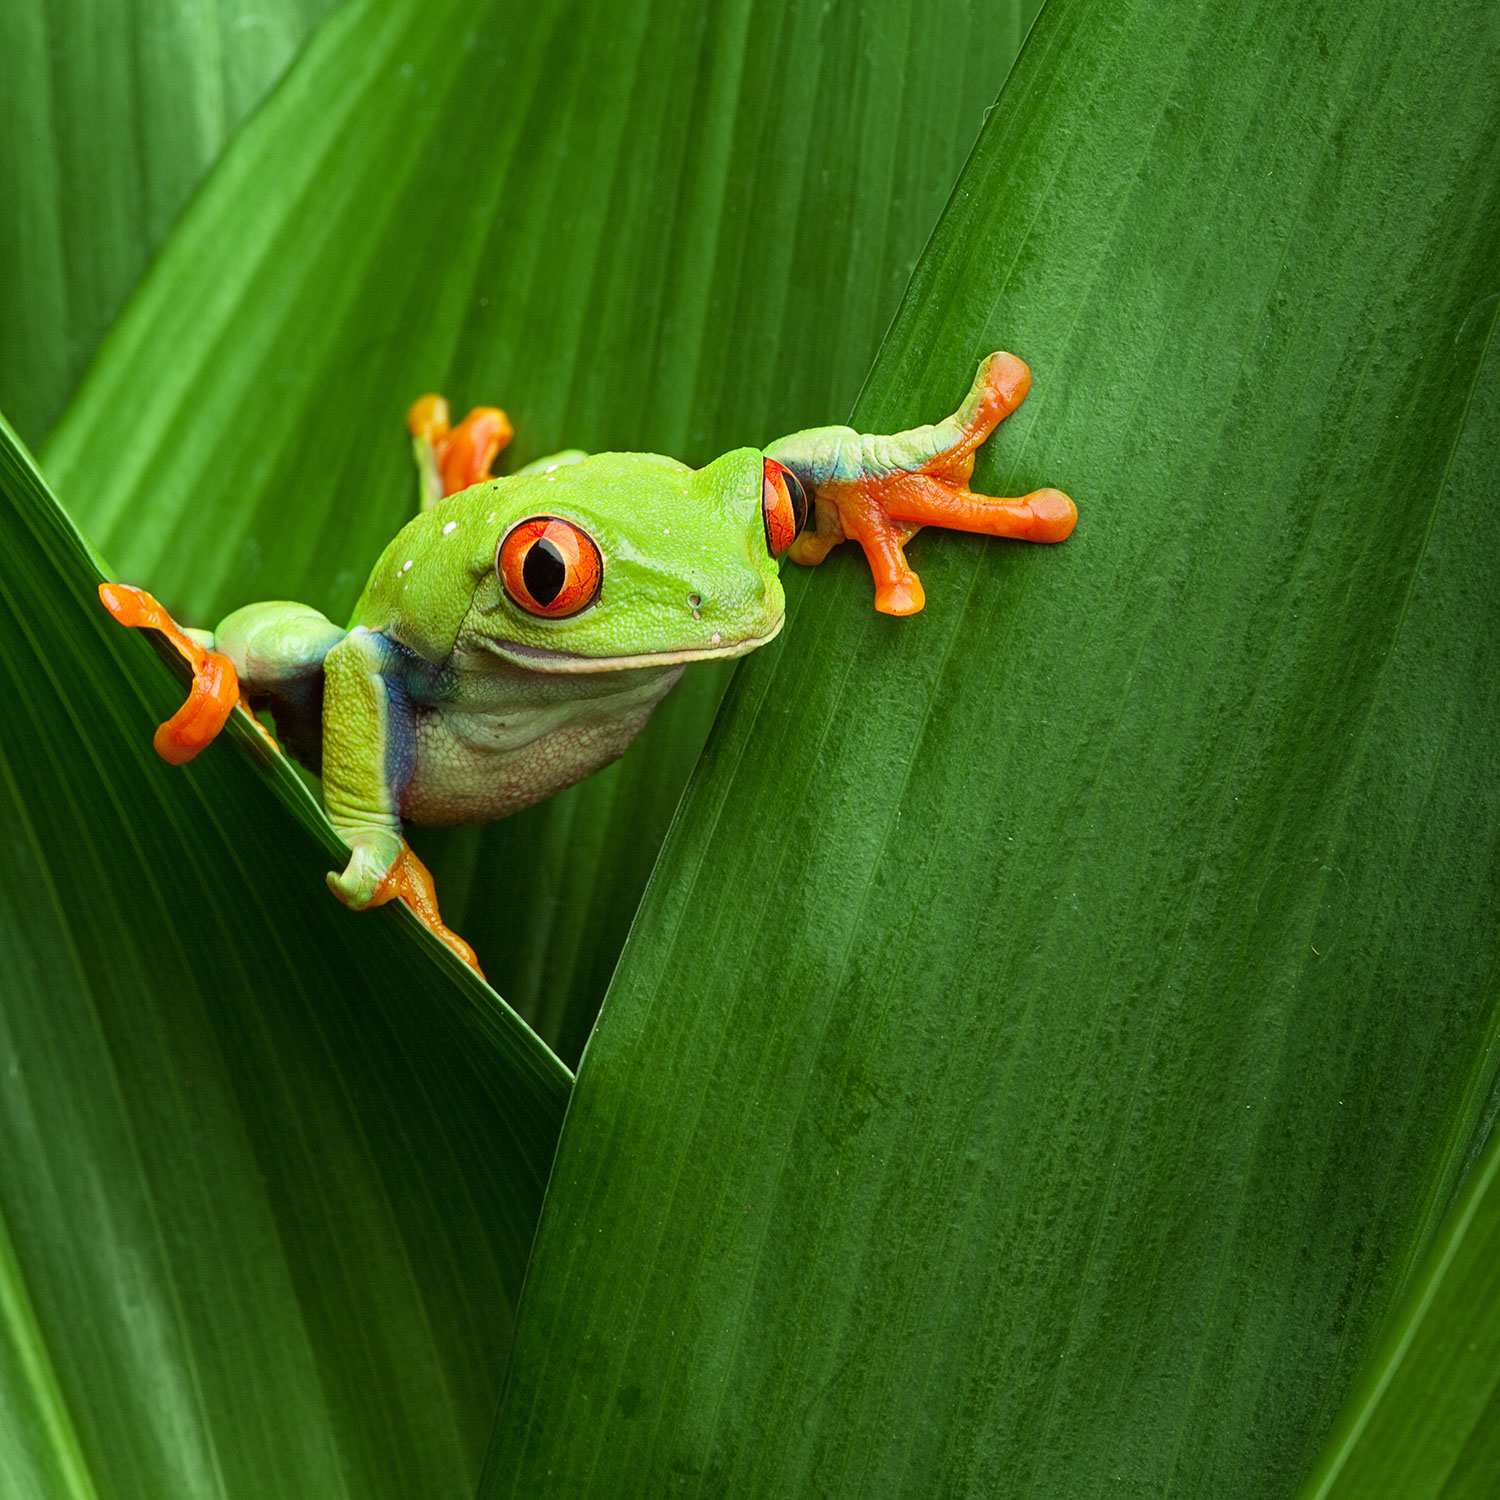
[478,617,784,673]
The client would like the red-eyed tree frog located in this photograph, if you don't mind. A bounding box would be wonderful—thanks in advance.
[101,353,1074,973]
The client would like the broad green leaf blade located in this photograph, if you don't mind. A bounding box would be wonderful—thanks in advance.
[481,0,1500,1494]
[1299,1113,1500,1500]
[0,0,338,447]
[0,416,569,1498]
[42,0,1039,1061]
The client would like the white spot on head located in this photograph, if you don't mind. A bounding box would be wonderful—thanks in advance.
[662,526,670,535]
[442,520,457,535]
[710,632,722,645]
[401,559,414,574]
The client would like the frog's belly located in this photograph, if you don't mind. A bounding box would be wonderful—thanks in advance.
[399,665,683,825]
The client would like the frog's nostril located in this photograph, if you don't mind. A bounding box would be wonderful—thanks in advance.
[688,591,703,620]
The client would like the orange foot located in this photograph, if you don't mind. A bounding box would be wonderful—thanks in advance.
[99,583,246,763]
[407,394,514,503]
[776,352,1076,615]
[372,843,483,975]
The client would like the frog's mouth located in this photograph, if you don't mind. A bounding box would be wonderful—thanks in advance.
[481,617,784,673]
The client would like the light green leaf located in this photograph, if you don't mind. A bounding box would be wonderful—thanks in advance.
[0,415,568,1499]
[0,0,338,446]
[1299,1112,1500,1500]
[481,0,1500,1493]
[43,0,1040,1059]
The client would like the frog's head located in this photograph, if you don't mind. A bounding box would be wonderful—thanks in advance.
[466,447,805,671]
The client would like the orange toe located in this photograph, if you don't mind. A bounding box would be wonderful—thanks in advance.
[152,651,239,764]
[407,393,452,445]
[985,351,1032,416]
[100,582,241,764]
[376,844,484,975]
[874,573,926,616]
[438,406,513,496]
[1022,488,1077,543]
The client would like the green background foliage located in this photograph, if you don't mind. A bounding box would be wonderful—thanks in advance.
[2,0,1497,1496]
[0,0,338,444]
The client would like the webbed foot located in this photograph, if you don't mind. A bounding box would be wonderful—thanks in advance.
[407,394,513,507]
[328,832,482,976]
[99,583,246,763]
[767,352,1075,615]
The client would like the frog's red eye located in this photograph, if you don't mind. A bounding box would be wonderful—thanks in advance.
[762,459,808,558]
[497,516,602,618]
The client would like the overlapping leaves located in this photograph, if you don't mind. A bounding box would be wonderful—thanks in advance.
[0,416,568,1500]
[482,0,1500,1493]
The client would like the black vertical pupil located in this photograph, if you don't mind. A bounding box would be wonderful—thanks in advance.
[523,537,567,604]
[783,469,808,535]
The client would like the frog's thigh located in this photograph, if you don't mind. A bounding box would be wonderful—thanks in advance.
[213,601,346,692]
[213,601,346,770]
[321,628,413,907]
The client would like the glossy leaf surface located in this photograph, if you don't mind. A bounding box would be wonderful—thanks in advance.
[44,0,1040,1061]
[0,417,569,1499]
[483,0,1500,1493]
[0,0,337,445]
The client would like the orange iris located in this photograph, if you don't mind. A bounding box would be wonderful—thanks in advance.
[762,459,808,558]
[497,516,603,618]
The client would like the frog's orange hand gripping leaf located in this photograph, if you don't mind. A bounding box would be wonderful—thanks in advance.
[97,581,482,975]
[367,843,481,973]
[765,351,1075,615]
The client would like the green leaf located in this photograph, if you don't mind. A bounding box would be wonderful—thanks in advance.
[1298,1114,1500,1500]
[42,0,1041,1060]
[0,0,339,446]
[481,0,1500,1493]
[0,415,569,1498]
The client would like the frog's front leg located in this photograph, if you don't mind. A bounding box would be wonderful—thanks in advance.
[321,628,481,974]
[766,351,1075,615]
[407,394,513,507]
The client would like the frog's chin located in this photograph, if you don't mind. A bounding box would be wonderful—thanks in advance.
[479,616,784,673]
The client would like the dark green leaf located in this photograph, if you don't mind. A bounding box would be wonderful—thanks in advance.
[481,0,1500,1493]
[42,0,1040,1060]
[0,0,338,445]
[0,415,568,1499]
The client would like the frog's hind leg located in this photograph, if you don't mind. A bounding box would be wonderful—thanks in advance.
[211,602,347,772]
[100,586,341,764]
